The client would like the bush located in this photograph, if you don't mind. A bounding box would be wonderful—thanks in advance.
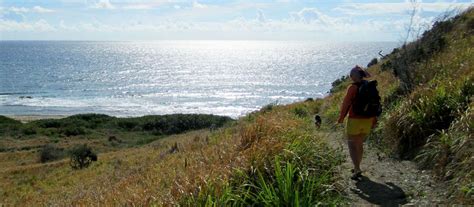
[381,12,461,92]
[0,116,21,135]
[69,144,97,169]
[292,107,309,118]
[367,58,378,68]
[116,120,139,131]
[65,114,112,129]
[39,144,65,163]
[61,126,86,137]
[330,76,348,94]
[260,103,275,113]
[380,60,392,71]
[21,126,37,135]
[37,119,62,128]
[136,114,232,135]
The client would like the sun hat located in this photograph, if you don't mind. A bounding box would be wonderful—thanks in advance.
[350,65,371,78]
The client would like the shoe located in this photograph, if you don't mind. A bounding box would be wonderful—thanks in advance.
[351,170,362,180]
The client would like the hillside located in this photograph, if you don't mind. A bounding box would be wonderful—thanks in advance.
[0,7,473,206]
[322,7,473,204]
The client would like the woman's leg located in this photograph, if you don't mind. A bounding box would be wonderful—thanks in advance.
[347,134,366,172]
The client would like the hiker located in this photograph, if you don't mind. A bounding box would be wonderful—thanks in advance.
[337,65,379,180]
[314,114,322,129]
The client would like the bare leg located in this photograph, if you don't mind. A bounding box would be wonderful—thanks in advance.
[347,134,366,172]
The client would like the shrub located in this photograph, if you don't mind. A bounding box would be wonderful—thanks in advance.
[367,58,378,68]
[292,107,309,118]
[65,114,112,129]
[37,119,62,128]
[116,120,139,131]
[261,103,276,113]
[21,126,37,135]
[380,60,392,71]
[330,76,348,94]
[39,144,65,163]
[0,116,21,135]
[381,12,462,92]
[69,144,97,169]
[61,126,86,137]
[137,114,232,135]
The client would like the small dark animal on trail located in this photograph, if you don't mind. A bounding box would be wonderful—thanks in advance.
[314,114,322,129]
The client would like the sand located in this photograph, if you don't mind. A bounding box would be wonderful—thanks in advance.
[6,115,68,123]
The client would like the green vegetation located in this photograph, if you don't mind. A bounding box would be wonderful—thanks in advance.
[0,113,232,138]
[69,144,97,169]
[181,101,344,206]
[0,114,233,150]
[322,8,473,204]
[39,144,66,163]
[183,139,343,206]
[367,58,378,68]
[0,8,472,206]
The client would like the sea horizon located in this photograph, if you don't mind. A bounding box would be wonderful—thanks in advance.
[0,40,397,118]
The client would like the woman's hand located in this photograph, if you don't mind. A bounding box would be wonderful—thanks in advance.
[371,117,378,129]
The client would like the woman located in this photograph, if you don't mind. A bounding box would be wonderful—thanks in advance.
[337,65,376,180]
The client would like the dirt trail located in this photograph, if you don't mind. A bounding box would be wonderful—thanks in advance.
[318,131,447,206]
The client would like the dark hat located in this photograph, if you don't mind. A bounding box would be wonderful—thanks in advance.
[350,65,371,78]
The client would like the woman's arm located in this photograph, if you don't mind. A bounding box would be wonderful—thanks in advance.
[337,85,357,123]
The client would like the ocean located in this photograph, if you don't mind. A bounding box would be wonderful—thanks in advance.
[0,41,397,118]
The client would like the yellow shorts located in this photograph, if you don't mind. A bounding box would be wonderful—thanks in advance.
[346,118,374,136]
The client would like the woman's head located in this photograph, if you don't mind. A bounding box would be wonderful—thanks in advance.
[350,65,370,82]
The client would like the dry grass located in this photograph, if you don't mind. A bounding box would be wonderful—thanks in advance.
[315,8,473,203]
[0,105,332,205]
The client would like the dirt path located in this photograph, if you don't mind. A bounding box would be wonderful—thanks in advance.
[318,131,447,206]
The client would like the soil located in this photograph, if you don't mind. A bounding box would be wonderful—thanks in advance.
[319,131,448,206]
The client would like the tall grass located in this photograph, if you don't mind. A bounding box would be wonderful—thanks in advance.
[320,8,473,203]
[415,102,473,203]
[181,108,344,206]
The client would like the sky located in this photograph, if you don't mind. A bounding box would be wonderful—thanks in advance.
[0,0,472,41]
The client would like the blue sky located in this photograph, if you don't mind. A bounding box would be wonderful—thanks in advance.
[0,0,472,41]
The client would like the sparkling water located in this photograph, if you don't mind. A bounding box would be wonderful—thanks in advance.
[0,41,396,118]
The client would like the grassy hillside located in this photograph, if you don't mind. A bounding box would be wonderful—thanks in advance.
[0,8,472,206]
[0,102,345,205]
[323,7,473,203]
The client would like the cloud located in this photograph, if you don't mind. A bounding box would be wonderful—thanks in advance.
[193,1,207,9]
[59,20,79,31]
[334,2,473,15]
[293,8,337,26]
[0,19,56,32]
[10,7,29,13]
[90,1,172,10]
[92,0,115,9]
[2,6,55,14]
[0,4,450,41]
[257,9,266,23]
[32,6,55,13]
[122,4,154,10]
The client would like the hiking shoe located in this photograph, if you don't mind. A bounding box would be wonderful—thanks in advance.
[351,171,362,180]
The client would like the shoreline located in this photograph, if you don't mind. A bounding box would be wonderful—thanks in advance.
[3,112,240,123]
[5,115,69,123]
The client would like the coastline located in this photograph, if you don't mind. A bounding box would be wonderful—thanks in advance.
[5,115,68,123]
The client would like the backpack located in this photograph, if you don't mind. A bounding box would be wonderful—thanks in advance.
[352,80,382,117]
